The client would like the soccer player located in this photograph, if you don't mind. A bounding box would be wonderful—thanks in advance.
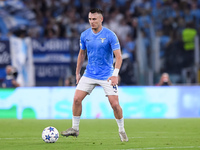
[61,8,128,142]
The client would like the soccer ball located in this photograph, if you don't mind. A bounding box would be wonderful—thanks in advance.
[42,126,59,143]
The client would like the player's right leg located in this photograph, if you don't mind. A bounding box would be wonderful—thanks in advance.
[61,76,96,137]
[61,90,87,137]
[72,90,88,116]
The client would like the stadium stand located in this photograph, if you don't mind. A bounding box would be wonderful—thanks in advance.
[0,0,199,86]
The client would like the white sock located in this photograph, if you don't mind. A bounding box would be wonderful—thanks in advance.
[116,118,125,132]
[72,116,80,131]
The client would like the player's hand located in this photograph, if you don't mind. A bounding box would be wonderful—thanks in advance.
[107,76,118,86]
[76,74,81,84]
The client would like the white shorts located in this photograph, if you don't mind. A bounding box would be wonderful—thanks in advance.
[76,76,118,96]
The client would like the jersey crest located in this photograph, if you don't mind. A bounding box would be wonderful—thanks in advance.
[100,38,106,43]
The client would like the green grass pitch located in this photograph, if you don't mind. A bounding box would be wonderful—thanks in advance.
[0,119,200,150]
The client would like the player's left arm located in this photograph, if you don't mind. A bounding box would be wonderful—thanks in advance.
[107,49,122,86]
[113,49,122,71]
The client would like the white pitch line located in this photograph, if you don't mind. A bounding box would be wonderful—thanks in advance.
[116,146,200,150]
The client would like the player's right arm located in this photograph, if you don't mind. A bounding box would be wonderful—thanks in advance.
[76,49,86,84]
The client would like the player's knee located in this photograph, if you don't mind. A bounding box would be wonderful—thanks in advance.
[73,96,82,105]
[111,102,121,111]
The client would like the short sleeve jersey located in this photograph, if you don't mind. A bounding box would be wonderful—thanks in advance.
[80,27,120,80]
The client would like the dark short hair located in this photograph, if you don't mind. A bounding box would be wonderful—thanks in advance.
[89,8,103,15]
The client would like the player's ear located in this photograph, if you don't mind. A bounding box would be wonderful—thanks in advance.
[101,16,103,22]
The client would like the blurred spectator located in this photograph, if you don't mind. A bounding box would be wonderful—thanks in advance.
[176,17,186,36]
[169,1,183,18]
[163,30,184,74]
[122,34,136,62]
[190,2,200,25]
[116,18,132,46]
[183,8,194,23]
[182,22,197,68]
[162,18,173,36]
[2,65,20,88]
[157,29,170,58]
[119,57,136,85]
[152,1,163,30]
[138,10,151,37]
[156,72,172,86]
[130,18,138,40]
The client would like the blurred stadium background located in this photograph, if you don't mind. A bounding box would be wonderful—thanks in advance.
[0,0,200,120]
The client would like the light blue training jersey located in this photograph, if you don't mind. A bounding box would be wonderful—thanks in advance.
[80,27,120,80]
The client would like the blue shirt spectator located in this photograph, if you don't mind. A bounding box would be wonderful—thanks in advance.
[2,65,20,88]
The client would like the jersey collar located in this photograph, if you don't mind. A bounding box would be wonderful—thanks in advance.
[91,27,104,35]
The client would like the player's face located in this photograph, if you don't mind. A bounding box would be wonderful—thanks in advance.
[88,12,103,31]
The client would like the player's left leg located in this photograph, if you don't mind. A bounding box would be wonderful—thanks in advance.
[108,95,128,142]
[97,80,128,141]
[108,95,122,119]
